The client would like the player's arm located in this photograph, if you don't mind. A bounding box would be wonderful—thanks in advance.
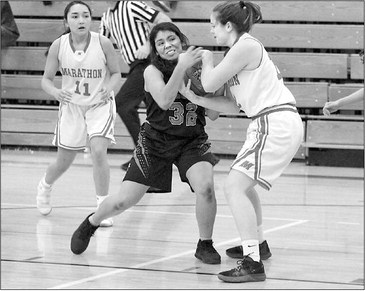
[41,38,72,103]
[180,80,241,114]
[323,88,364,116]
[205,85,225,120]
[144,64,185,110]
[144,47,202,110]
[100,35,122,94]
[201,40,261,92]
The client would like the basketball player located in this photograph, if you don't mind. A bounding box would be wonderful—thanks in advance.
[36,1,121,227]
[71,22,222,265]
[180,1,303,282]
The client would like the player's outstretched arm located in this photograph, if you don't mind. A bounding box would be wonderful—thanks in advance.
[323,88,364,116]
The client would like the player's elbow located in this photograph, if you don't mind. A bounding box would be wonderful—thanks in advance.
[201,80,218,93]
[157,100,173,111]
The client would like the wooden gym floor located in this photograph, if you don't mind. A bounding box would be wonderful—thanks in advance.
[1,148,364,289]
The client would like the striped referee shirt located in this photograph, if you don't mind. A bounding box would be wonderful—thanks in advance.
[100,1,159,65]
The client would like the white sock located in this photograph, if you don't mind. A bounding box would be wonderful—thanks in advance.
[200,237,212,241]
[257,225,264,244]
[242,239,260,262]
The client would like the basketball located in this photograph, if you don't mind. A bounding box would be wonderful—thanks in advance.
[184,61,208,96]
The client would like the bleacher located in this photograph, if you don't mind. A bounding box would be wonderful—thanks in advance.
[1,1,364,165]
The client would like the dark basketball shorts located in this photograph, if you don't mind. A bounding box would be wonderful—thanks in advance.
[123,122,219,192]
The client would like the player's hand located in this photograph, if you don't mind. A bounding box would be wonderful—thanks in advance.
[178,46,203,70]
[179,79,197,102]
[323,101,339,116]
[99,87,111,102]
[55,89,72,103]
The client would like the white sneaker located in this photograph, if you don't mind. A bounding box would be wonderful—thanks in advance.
[37,180,52,215]
[96,195,113,227]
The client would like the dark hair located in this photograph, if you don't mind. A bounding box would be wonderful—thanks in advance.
[213,1,262,33]
[45,1,92,56]
[148,22,189,78]
[63,1,92,20]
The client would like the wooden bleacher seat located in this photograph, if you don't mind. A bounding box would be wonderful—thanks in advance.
[1,1,364,163]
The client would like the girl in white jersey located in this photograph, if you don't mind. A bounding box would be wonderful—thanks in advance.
[180,1,303,283]
[37,1,121,227]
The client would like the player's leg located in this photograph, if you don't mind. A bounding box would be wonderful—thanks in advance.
[219,108,303,283]
[186,161,221,264]
[37,146,77,215]
[218,169,266,283]
[89,136,115,227]
[226,187,272,260]
[86,95,117,226]
[45,147,78,184]
[70,180,149,254]
[37,102,87,215]
[71,123,172,254]
[89,136,110,197]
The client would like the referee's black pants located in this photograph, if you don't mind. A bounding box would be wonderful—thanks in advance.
[115,59,150,146]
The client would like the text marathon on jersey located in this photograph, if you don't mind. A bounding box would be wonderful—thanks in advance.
[60,67,103,78]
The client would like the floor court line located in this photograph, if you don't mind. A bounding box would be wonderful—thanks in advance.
[49,219,308,289]
[2,203,307,223]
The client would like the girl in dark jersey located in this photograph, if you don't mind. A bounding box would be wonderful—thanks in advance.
[71,22,222,265]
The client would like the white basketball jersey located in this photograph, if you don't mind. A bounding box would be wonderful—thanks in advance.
[58,31,110,105]
[227,33,296,117]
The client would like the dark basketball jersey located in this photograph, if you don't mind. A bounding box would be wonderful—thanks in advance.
[144,90,207,138]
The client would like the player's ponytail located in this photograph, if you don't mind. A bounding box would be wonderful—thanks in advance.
[213,1,262,34]
[240,1,262,32]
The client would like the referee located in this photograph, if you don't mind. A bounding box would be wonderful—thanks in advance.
[100,1,172,173]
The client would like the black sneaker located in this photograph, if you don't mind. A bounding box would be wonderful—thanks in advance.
[226,240,272,260]
[218,256,266,283]
[71,213,99,254]
[194,239,221,264]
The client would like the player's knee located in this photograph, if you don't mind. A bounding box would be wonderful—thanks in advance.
[195,182,215,202]
[91,148,107,164]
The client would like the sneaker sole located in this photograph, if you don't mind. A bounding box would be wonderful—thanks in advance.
[194,253,221,264]
[218,273,266,283]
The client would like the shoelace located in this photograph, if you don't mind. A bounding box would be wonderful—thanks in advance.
[235,255,252,271]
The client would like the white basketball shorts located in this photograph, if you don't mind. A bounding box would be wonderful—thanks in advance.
[52,95,116,150]
[231,104,303,190]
